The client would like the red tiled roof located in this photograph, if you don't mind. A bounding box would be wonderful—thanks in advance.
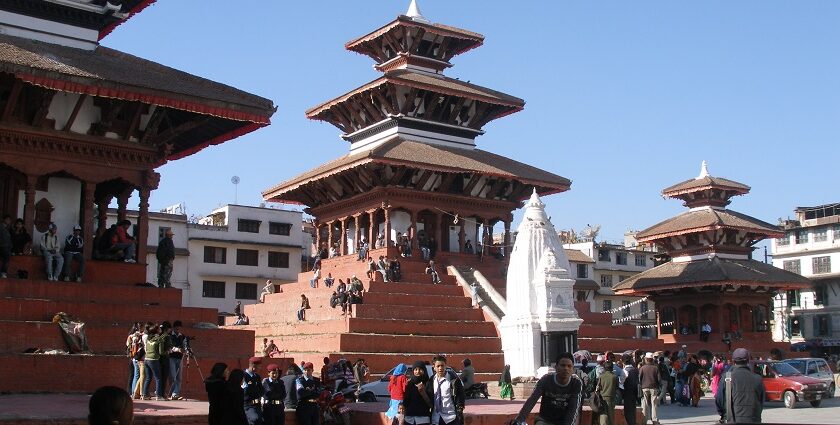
[263,139,570,201]
[0,34,275,124]
[636,208,782,242]
[613,256,811,294]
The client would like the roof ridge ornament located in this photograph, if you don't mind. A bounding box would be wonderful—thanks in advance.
[406,0,431,23]
[696,160,709,179]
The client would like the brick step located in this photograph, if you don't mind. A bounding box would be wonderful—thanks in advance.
[270,333,501,355]
[6,256,147,286]
[259,288,471,310]
[0,353,284,400]
[243,318,498,338]
[0,279,182,307]
[246,303,484,323]
[578,324,636,338]
[289,351,505,376]
[0,297,217,325]
[0,320,254,357]
[276,280,464,298]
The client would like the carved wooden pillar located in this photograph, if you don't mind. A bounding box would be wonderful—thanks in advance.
[353,214,361,252]
[338,218,346,255]
[96,196,112,236]
[458,219,466,253]
[23,175,37,236]
[503,220,511,255]
[409,209,418,253]
[435,212,443,253]
[117,189,132,222]
[384,208,391,248]
[327,220,335,255]
[136,187,150,264]
[368,209,376,249]
[81,181,96,260]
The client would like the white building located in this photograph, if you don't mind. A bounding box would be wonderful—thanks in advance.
[771,203,840,346]
[564,235,658,337]
[109,204,303,312]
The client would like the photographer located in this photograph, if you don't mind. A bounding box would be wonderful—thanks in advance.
[168,320,190,400]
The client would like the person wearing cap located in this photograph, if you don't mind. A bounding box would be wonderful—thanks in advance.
[40,222,64,281]
[639,353,661,425]
[715,348,764,424]
[62,224,85,282]
[156,228,175,288]
[296,362,322,425]
[244,357,265,425]
[262,363,286,425]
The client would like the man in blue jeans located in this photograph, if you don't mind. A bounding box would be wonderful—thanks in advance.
[62,225,85,282]
[40,223,63,281]
[168,320,189,400]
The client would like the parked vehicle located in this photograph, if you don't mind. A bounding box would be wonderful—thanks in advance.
[358,363,460,402]
[783,358,835,398]
[753,361,829,408]
[464,382,490,399]
[319,389,351,425]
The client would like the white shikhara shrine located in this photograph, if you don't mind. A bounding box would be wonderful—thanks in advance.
[501,190,582,378]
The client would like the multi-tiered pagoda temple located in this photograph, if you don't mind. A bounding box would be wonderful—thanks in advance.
[614,162,810,354]
[263,1,570,257]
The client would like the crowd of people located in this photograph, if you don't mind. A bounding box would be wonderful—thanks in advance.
[125,320,191,402]
[0,215,146,282]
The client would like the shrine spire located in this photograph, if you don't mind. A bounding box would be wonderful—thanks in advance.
[406,0,430,23]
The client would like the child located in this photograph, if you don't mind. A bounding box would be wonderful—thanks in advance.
[390,403,405,425]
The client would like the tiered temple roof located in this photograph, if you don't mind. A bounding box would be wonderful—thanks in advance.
[614,162,809,295]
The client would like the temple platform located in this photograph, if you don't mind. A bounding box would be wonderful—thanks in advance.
[0,394,642,425]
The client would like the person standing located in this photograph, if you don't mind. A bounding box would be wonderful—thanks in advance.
[295,362,321,425]
[353,358,369,399]
[0,215,11,279]
[156,229,175,288]
[142,324,164,400]
[40,223,64,281]
[403,361,432,425]
[386,363,408,420]
[622,354,639,425]
[459,359,475,393]
[593,360,618,425]
[205,362,229,425]
[262,364,287,425]
[715,348,764,424]
[639,353,661,425]
[700,322,712,342]
[515,352,583,425]
[61,225,85,282]
[427,355,465,425]
[281,365,302,410]
[224,369,249,425]
[244,357,265,425]
[168,320,188,400]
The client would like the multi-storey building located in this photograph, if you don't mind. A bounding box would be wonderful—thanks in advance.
[110,204,303,312]
[771,203,840,348]
[565,235,658,337]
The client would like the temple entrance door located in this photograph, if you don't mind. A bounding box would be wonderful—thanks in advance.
[0,165,23,217]
[448,224,459,252]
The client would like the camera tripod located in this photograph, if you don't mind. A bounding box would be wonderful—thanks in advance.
[184,351,205,386]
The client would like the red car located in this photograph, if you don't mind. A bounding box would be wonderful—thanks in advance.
[754,361,829,408]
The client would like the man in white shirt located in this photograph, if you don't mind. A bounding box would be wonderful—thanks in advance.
[428,355,465,425]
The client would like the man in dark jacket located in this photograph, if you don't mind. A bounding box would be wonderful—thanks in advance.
[156,229,175,288]
[262,364,287,425]
[427,354,466,425]
[296,362,321,425]
[715,348,764,423]
[622,354,640,425]
[639,353,661,425]
[281,365,301,409]
[244,357,265,425]
[61,225,85,282]
[516,352,583,425]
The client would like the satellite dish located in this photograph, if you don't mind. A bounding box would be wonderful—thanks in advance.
[231,176,240,204]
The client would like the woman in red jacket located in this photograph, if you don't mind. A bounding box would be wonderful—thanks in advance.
[386,363,408,420]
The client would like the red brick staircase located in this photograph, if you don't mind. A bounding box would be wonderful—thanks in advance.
[237,247,505,382]
[0,255,256,399]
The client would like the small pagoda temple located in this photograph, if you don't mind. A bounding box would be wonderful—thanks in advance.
[262,1,570,257]
[614,162,810,354]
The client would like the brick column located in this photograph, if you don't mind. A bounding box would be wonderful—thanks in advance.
[503,220,511,256]
[353,214,361,253]
[136,187,150,264]
[23,175,37,236]
[435,212,443,253]
[81,181,96,260]
[368,210,376,249]
[327,220,334,255]
[409,209,418,253]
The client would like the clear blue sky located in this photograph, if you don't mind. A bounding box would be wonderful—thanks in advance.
[103,1,839,245]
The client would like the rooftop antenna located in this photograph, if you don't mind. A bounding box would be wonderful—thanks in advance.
[231,176,240,204]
